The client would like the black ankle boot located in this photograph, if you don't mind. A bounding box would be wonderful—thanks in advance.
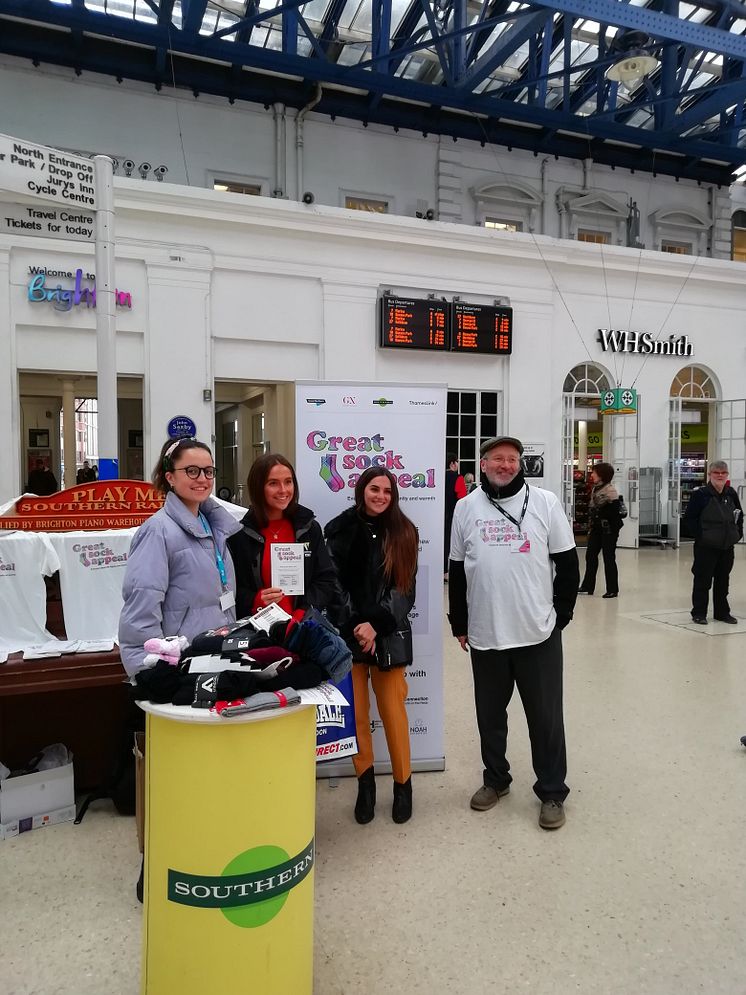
[136,856,144,904]
[354,767,376,824]
[392,777,412,824]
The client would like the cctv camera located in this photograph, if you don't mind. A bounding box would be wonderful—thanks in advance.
[154,165,168,182]
[123,159,135,176]
[425,208,436,221]
[302,191,315,205]
[110,157,120,172]
[138,161,152,178]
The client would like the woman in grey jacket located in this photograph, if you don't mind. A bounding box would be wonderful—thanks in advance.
[119,437,243,678]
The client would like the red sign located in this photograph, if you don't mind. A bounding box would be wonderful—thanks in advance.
[0,481,164,532]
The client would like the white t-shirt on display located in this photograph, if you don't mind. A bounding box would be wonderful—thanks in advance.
[49,530,136,641]
[450,484,575,651]
[0,532,60,653]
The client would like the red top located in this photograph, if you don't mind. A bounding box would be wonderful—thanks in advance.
[455,474,467,500]
[253,518,304,621]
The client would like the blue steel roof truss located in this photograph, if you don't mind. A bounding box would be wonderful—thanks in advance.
[2,0,746,182]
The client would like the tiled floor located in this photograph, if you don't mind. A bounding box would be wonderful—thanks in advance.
[2,545,746,994]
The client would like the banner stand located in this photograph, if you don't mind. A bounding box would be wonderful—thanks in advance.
[296,381,447,775]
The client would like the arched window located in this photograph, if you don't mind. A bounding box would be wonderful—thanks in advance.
[669,365,717,399]
[732,210,746,262]
[563,363,611,395]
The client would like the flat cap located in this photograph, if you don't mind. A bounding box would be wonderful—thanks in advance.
[480,436,524,457]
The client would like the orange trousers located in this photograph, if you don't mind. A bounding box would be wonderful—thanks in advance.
[351,662,411,783]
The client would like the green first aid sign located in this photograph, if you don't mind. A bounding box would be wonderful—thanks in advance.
[600,387,637,415]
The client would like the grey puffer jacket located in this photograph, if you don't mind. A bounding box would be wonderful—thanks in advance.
[118,492,242,677]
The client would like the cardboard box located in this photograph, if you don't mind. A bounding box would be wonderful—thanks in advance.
[134,731,145,854]
[0,760,75,840]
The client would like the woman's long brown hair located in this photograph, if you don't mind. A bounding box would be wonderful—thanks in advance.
[354,468,418,592]
[247,453,300,528]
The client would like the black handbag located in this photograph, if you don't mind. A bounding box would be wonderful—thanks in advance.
[374,627,413,670]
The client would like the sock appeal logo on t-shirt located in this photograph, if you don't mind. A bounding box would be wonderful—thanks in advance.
[0,556,16,575]
[167,840,314,927]
[72,541,128,569]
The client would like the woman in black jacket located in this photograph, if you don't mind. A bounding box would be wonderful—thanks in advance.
[227,453,338,623]
[578,462,624,598]
[325,467,418,825]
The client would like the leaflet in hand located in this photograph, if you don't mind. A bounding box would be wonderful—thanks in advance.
[270,543,305,596]
[248,603,293,633]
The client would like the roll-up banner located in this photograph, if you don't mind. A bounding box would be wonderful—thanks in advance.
[296,381,446,775]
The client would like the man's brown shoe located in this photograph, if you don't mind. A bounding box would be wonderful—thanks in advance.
[539,800,566,829]
[470,784,510,811]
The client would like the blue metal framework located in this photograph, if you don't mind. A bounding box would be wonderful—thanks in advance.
[2,0,746,182]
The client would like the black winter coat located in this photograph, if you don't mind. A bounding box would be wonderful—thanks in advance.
[324,506,416,666]
[684,483,743,548]
[227,504,340,619]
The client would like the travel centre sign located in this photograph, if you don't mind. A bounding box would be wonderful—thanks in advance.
[0,134,96,209]
[2,203,95,242]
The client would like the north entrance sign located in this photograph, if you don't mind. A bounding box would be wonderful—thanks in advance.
[0,134,97,209]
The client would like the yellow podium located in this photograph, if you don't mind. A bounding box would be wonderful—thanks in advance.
[139,700,317,995]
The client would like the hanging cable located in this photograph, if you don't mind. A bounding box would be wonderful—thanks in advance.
[168,25,192,186]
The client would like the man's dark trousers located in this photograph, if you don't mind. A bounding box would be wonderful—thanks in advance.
[691,543,735,619]
[470,627,568,802]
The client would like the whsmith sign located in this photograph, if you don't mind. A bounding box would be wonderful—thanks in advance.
[597,329,693,357]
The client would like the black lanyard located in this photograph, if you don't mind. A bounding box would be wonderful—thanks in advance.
[486,484,530,530]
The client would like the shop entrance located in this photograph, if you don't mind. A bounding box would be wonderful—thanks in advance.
[19,373,143,490]
[667,367,745,545]
[213,381,294,505]
[562,363,639,548]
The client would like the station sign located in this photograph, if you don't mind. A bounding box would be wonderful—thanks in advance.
[1,202,94,241]
[0,133,96,209]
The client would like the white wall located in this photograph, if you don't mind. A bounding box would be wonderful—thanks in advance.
[3,180,746,508]
[0,57,732,258]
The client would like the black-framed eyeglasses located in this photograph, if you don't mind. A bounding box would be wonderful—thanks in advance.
[174,465,217,480]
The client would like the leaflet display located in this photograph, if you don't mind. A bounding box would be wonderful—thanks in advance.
[380,295,449,351]
[452,302,513,355]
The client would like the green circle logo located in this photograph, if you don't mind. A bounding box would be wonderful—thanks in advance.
[167,838,314,927]
[220,845,289,928]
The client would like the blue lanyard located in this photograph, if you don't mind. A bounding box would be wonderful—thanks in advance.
[199,512,228,588]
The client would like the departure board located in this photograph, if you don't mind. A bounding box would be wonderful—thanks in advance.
[380,295,449,351]
[451,302,513,355]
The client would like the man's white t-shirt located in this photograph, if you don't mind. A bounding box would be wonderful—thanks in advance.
[0,532,60,652]
[49,530,136,640]
[450,484,575,650]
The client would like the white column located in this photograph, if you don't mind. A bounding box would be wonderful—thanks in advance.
[62,379,77,489]
[578,420,588,476]
[93,155,118,479]
[144,263,213,473]
[0,247,20,498]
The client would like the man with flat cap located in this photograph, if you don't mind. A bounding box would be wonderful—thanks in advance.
[448,436,579,830]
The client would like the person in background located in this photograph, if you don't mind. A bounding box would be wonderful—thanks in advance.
[448,436,579,831]
[27,458,58,496]
[464,471,477,494]
[578,463,624,599]
[444,454,467,577]
[76,459,96,484]
[119,436,242,902]
[684,459,743,625]
[227,453,339,624]
[325,468,418,826]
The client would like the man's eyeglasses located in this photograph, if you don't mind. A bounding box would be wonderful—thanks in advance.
[174,465,217,480]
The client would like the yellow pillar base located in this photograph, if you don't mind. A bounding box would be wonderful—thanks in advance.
[141,703,316,995]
